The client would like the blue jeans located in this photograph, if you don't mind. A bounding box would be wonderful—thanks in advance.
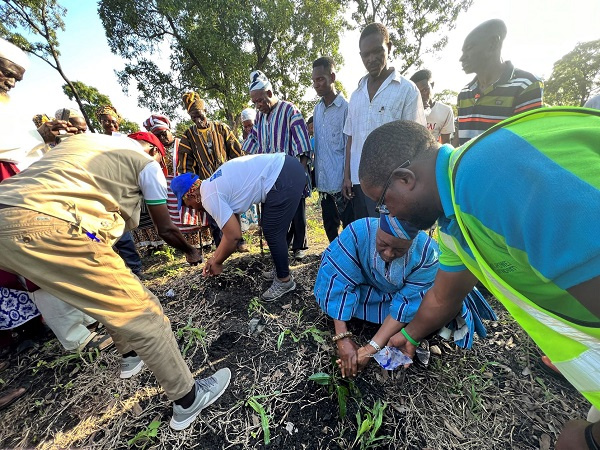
[114,231,142,273]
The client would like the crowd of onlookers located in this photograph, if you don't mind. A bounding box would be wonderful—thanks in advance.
[0,16,598,448]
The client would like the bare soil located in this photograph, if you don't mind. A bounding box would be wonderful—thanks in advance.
[0,197,589,449]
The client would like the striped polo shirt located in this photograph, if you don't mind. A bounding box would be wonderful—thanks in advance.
[457,61,543,145]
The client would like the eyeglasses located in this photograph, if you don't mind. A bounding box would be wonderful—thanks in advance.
[375,159,410,214]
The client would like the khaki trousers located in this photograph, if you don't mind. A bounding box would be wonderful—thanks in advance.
[0,207,194,400]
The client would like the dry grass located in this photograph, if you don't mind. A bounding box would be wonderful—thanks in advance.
[0,194,589,449]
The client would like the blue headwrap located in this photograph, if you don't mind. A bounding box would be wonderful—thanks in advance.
[171,172,200,209]
[379,214,420,240]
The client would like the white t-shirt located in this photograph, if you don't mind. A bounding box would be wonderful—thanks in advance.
[343,69,426,184]
[200,153,285,228]
[425,101,455,141]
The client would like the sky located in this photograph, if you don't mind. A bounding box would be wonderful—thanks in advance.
[8,0,600,128]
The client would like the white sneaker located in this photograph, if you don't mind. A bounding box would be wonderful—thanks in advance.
[120,355,145,379]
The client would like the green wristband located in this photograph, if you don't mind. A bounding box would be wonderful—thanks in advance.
[401,328,420,346]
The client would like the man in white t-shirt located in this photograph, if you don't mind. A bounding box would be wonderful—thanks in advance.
[410,69,454,144]
[171,153,306,301]
[343,23,426,220]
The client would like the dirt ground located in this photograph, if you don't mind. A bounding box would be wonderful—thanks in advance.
[0,196,590,449]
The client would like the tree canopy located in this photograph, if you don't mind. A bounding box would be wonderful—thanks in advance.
[545,39,600,106]
[0,0,96,131]
[350,0,472,74]
[63,81,139,133]
[98,0,347,129]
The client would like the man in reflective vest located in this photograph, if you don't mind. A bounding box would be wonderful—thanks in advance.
[358,108,600,449]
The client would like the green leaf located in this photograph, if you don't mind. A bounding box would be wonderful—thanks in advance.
[336,384,348,419]
[308,372,331,385]
[276,331,286,350]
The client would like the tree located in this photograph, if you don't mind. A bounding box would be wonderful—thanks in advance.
[98,0,346,131]
[545,39,600,107]
[63,81,139,133]
[0,0,96,131]
[351,0,472,75]
[434,88,458,117]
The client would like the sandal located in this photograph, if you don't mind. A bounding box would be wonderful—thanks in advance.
[86,321,104,333]
[81,333,114,352]
[0,386,27,411]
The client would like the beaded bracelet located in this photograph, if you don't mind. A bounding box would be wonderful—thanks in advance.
[368,340,382,352]
[400,328,420,346]
[332,331,353,342]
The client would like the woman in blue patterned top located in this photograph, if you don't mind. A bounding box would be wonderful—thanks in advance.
[314,215,495,378]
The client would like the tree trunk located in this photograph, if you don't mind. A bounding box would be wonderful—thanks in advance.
[52,54,96,133]
[57,70,96,133]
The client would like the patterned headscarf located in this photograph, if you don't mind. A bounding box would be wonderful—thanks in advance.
[143,114,171,133]
[249,70,272,92]
[32,114,51,128]
[379,214,420,240]
[96,105,122,123]
[182,92,205,113]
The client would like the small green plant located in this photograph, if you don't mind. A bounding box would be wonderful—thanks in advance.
[277,326,327,350]
[353,400,390,449]
[309,369,360,419]
[248,296,264,317]
[176,318,207,357]
[127,420,161,448]
[153,246,175,262]
[246,392,280,445]
[33,349,99,375]
[247,396,270,444]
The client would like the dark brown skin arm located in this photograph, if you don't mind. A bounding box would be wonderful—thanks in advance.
[147,203,202,264]
[387,269,478,357]
[203,214,242,277]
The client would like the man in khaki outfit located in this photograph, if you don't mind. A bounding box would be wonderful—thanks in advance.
[0,133,231,431]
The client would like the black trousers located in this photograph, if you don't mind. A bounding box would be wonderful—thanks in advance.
[263,156,305,278]
[286,198,308,251]
[352,184,377,220]
[320,193,354,242]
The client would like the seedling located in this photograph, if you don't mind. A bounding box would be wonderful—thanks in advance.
[309,368,361,419]
[246,391,280,445]
[127,420,161,448]
[353,400,391,449]
[248,296,264,317]
[277,325,327,350]
[176,318,207,357]
[153,246,175,262]
[33,349,99,375]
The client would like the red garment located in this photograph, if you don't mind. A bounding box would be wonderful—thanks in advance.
[0,161,19,182]
[0,161,39,291]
